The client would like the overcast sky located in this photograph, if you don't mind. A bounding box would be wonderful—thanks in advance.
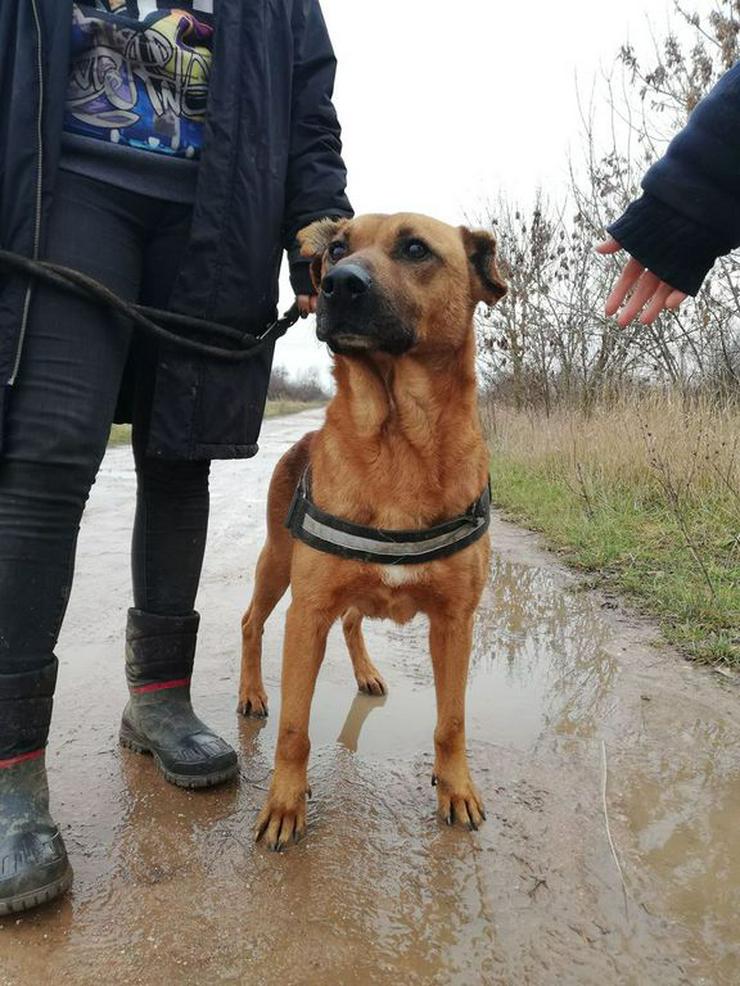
[275,0,676,379]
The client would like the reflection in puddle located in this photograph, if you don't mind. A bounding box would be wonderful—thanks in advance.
[338,557,619,757]
[337,694,387,753]
[473,558,618,742]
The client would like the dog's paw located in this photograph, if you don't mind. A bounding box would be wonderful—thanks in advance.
[354,664,388,697]
[237,687,269,718]
[255,782,311,851]
[433,772,486,831]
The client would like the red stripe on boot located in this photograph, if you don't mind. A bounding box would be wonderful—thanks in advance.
[131,676,191,695]
[0,749,44,769]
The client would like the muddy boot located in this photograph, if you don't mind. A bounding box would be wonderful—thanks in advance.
[119,610,238,789]
[0,663,73,915]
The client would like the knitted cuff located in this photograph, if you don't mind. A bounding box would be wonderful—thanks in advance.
[608,193,729,296]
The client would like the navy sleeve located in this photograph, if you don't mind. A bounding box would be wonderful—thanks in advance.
[284,0,353,296]
[608,61,740,295]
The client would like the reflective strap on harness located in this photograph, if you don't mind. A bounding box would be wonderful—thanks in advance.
[286,470,491,566]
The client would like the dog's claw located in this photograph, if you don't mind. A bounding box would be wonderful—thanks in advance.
[256,785,309,852]
[238,697,269,719]
[436,779,486,832]
[357,675,387,697]
[237,685,270,719]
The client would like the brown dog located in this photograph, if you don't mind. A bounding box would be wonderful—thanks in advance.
[238,213,506,850]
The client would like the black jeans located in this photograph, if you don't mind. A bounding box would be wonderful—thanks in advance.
[0,172,210,756]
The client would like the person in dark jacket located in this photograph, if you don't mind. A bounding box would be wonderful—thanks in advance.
[0,0,351,914]
[598,62,740,324]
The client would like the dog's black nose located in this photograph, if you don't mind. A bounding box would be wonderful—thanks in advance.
[321,264,372,302]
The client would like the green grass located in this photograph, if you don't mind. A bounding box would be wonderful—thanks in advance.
[263,399,324,418]
[108,424,132,446]
[491,456,740,668]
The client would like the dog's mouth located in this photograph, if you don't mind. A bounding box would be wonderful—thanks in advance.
[315,286,418,356]
[327,333,379,353]
[317,318,416,357]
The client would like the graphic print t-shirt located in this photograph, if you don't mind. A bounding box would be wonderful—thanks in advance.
[65,1,215,161]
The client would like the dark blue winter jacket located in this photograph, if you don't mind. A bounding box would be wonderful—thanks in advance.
[609,62,740,296]
[0,0,352,460]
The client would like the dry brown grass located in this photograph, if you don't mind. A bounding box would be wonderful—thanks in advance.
[483,393,740,497]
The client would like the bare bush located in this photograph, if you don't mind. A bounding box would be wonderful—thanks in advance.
[268,365,329,403]
[477,1,740,410]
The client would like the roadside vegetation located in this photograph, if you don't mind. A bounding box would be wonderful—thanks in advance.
[108,424,132,446]
[264,398,324,417]
[478,2,740,668]
[265,365,329,416]
[483,394,739,666]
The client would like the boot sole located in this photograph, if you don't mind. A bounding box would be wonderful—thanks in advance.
[0,864,73,916]
[119,726,238,790]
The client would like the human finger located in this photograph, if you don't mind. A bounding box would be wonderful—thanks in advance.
[605,257,645,317]
[617,270,661,327]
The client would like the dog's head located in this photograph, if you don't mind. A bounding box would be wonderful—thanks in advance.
[298,213,507,357]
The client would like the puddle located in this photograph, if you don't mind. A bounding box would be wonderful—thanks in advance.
[1,410,738,985]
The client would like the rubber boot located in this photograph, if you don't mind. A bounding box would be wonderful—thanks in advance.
[0,663,72,915]
[119,609,238,788]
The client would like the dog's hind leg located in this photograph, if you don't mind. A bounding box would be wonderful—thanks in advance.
[238,541,291,717]
[342,608,387,696]
[239,434,313,718]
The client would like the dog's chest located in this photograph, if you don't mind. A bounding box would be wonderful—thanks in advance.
[347,566,428,624]
[380,565,421,587]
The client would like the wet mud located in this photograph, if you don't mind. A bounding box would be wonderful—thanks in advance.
[1,409,738,985]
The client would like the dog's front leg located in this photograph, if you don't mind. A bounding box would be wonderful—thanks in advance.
[255,600,329,850]
[428,611,486,830]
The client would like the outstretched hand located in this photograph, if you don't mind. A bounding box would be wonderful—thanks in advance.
[596,238,688,327]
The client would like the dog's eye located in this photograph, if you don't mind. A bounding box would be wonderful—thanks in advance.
[403,239,430,261]
[328,241,347,263]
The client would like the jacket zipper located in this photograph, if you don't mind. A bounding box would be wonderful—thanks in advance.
[8,0,45,386]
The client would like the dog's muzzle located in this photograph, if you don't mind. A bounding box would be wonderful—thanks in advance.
[317,263,414,355]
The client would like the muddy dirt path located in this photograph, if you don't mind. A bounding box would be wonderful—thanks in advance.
[0,409,738,985]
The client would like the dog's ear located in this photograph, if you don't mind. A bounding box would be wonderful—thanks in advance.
[297,217,350,292]
[459,227,507,306]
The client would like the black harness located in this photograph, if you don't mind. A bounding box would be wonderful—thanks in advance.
[286,470,491,565]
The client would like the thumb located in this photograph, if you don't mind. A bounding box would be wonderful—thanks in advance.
[596,237,622,255]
